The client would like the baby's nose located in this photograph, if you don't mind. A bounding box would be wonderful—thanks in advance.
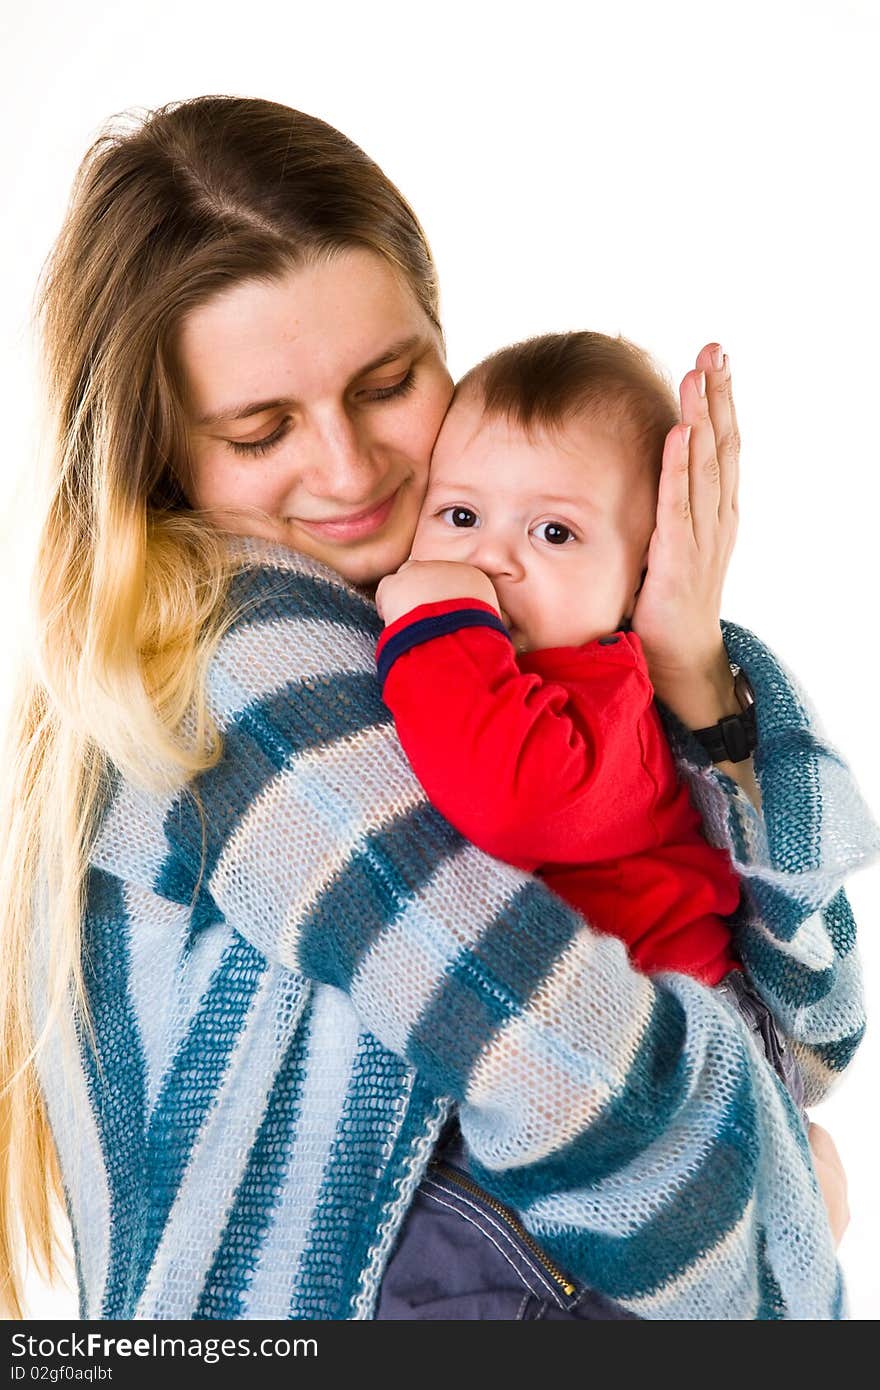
[469,534,523,579]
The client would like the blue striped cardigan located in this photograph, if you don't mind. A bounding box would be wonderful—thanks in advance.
[35,536,880,1320]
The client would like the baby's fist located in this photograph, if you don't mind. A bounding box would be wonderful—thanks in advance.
[376,560,500,627]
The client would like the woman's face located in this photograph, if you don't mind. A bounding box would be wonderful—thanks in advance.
[177,249,454,587]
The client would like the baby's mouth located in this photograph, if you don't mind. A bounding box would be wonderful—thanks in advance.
[499,610,529,652]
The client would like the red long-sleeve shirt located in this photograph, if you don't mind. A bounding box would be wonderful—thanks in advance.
[376,598,741,984]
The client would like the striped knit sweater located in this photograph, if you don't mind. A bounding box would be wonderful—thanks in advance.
[34,536,880,1320]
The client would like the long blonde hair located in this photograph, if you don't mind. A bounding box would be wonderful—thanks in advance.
[0,95,441,1317]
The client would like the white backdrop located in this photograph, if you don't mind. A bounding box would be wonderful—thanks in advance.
[2,0,878,1320]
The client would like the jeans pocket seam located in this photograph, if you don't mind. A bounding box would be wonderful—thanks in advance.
[420,1178,572,1308]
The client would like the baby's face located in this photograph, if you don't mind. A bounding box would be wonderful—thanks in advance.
[410,396,656,653]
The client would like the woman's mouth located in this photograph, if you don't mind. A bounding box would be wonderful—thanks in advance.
[293,486,401,542]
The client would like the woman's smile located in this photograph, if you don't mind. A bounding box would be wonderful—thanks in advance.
[292,483,403,543]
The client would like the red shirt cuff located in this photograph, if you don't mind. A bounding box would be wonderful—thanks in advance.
[376,597,504,661]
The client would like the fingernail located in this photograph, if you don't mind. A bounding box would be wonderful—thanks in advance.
[712,345,724,370]
[682,424,692,447]
[696,371,706,397]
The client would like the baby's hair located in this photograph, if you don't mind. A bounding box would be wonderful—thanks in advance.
[455,331,680,484]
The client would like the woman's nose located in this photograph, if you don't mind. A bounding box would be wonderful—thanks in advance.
[300,410,384,502]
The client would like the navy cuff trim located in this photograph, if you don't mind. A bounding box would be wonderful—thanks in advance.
[378,609,511,690]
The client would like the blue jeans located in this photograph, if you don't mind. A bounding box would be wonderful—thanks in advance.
[375,970,805,1320]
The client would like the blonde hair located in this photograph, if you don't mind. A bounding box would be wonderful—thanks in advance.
[0,95,442,1317]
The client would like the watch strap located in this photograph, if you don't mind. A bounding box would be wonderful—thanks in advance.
[690,666,757,763]
[690,703,757,763]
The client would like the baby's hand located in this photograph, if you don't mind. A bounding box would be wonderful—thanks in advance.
[376,560,500,627]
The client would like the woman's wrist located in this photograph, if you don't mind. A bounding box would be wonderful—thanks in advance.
[652,644,763,812]
[650,643,738,730]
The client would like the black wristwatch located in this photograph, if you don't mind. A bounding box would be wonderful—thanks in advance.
[690,666,757,763]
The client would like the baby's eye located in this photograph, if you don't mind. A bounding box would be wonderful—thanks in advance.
[439,506,480,528]
[533,521,576,545]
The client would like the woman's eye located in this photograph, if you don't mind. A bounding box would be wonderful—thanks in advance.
[533,521,575,545]
[223,367,417,458]
[359,367,416,402]
[225,421,291,457]
[439,506,479,528]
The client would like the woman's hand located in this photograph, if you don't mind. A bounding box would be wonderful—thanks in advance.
[631,343,740,704]
[375,559,500,627]
[808,1122,851,1249]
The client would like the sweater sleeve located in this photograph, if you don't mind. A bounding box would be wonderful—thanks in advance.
[376,598,660,867]
[154,549,872,1318]
[655,617,880,1105]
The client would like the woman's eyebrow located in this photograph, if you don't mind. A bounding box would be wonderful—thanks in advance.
[193,334,427,427]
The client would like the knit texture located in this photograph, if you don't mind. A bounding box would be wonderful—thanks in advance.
[34,536,880,1320]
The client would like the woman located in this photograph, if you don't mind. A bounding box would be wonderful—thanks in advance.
[0,95,872,1321]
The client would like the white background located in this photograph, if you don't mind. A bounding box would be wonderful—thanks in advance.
[2,0,878,1319]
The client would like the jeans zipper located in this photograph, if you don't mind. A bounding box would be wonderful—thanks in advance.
[429,1159,577,1297]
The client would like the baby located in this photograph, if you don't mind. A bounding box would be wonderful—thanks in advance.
[374,330,744,985]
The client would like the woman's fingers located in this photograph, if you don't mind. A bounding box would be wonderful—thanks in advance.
[679,367,720,548]
[679,344,741,551]
[656,421,695,546]
[634,344,741,672]
[696,342,740,519]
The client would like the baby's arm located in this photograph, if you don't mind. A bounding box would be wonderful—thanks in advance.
[376,560,658,867]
